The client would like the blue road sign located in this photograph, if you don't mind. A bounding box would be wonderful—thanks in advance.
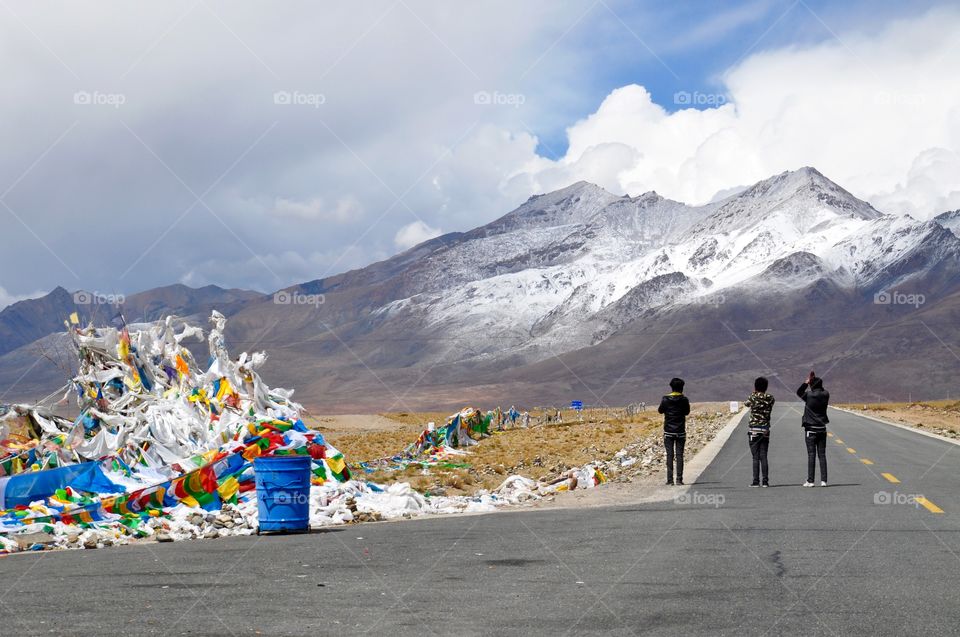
[571,400,583,410]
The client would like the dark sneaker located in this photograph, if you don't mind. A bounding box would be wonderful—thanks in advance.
[665,479,674,486]
[750,482,760,487]
[762,483,769,488]
[676,479,684,486]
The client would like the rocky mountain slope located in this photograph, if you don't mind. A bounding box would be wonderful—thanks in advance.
[3,168,959,410]
[936,209,960,236]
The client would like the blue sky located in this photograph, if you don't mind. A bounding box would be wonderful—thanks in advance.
[0,0,957,306]
[532,0,944,157]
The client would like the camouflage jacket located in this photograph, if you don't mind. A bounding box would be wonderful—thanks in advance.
[745,392,775,431]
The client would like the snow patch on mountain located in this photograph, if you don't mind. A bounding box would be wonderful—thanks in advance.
[935,210,960,237]
[360,167,960,363]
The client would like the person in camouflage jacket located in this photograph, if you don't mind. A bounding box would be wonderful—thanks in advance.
[745,377,775,487]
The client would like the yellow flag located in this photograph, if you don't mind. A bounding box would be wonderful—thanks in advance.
[217,476,239,501]
[326,454,346,476]
[216,377,234,402]
[69,312,80,325]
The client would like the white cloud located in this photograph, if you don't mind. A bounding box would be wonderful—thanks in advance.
[394,220,442,251]
[0,286,45,311]
[179,243,385,290]
[2,2,959,299]
[270,195,362,222]
[0,1,604,294]
[449,6,960,219]
[662,0,775,52]
[872,148,960,218]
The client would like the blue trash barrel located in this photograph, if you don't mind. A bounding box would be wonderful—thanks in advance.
[254,456,312,533]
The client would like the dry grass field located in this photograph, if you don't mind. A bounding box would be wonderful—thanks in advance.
[314,404,729,496]
[838,400,960,436]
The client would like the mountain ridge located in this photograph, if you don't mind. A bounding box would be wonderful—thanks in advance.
[3,167,960,410]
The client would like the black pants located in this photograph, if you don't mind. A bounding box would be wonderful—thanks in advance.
[749,433,769,484]
[664,434,685,482]
[805,430,828,482]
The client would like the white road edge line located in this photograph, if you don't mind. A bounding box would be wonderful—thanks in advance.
[833,407,960,448]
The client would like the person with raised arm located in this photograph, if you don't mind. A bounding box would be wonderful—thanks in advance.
[797,371,830,487]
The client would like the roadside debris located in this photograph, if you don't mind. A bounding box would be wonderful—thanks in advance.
[0,310,729,556]
[0,311,600,555]
[0,311,353,553]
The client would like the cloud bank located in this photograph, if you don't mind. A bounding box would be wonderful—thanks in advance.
[462,7,960,218]
[1,2,958,308]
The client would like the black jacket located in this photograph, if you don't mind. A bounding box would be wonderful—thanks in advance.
[797,383,830,431]
[659,393,690,436]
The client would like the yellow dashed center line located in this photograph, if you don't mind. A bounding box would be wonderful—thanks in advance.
[914,497,944,514]
[826,439,949,512]
[827,432,834,437]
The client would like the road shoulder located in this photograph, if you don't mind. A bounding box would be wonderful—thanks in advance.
[518,408,747,511]
[834,407,960,447]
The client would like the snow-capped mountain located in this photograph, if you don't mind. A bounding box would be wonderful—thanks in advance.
[936,209,960,237]
[307,166,959,363]
[144,165,945,410]
[3,167,959,410]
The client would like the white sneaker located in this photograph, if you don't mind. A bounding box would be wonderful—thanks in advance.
[803,481,814,487]
[820,481,827,487]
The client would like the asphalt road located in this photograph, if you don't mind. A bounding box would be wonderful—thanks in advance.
[2,403,959,636]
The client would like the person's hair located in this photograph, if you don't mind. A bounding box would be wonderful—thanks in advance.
[669,377,685,392]
[810,376,823,390]
[754,376,768,393]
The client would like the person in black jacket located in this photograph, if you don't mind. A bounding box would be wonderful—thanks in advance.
[797,371,829,487]
[658,378,690,485]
